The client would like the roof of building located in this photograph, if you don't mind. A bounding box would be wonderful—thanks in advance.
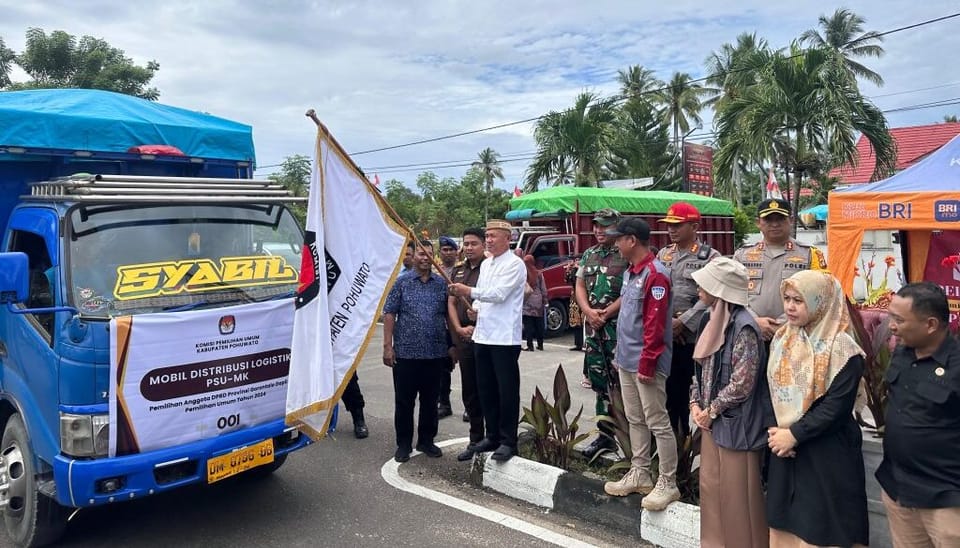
[828,122,960,185]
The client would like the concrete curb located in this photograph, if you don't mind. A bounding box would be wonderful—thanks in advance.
[473,451,700,545]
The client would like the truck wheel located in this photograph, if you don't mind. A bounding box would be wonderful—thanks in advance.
[545,300,568,338]
[2,414,68,548]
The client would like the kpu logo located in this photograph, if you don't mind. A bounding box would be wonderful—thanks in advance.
[219,315,236,335]
[295,230,341,310]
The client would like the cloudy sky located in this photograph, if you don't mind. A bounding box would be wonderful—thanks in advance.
[3,1,959,190]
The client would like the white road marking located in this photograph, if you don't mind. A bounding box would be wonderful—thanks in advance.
[380,437,598,548]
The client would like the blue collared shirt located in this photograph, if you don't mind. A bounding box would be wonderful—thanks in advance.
[383,271,449,359]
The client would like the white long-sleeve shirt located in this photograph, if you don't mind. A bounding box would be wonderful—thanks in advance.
[471,250,526,345]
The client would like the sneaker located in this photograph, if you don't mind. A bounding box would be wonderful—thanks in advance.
[415,442,443,458]
[641,476,681,511]
[603,467,654,497]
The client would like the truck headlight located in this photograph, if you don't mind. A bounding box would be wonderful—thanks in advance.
[60,413,109,458]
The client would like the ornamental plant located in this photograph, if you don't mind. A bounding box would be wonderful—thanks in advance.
[520,365,590,470]
[855,253,900,309]
[847,299,896,434]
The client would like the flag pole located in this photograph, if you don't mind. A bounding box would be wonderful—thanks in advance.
[304,110,468,297]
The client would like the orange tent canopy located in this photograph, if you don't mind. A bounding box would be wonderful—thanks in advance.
[827,134,960,296]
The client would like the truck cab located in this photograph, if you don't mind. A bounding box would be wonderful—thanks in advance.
[0,90,315,547]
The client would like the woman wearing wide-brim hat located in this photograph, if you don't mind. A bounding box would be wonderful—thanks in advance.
[690,257,775,548]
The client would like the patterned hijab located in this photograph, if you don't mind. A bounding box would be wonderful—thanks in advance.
[767,270,865,427]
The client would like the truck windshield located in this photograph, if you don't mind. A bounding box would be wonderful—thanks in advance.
[67,204,303,318]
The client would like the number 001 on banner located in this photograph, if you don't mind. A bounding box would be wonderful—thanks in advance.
[206,439,274,483]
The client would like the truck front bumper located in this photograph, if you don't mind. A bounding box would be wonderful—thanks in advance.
[52,418,314,508]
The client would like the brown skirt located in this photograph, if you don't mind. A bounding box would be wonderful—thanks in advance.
[700,431,768,548]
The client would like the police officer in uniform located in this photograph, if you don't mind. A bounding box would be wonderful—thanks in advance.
[576,208,630,458]
[733,199,827,344]
[656,202,720,439]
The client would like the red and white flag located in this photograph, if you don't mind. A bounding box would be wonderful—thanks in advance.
[286,127,406,440]
[513,185,522,198]
[766,168,784,200]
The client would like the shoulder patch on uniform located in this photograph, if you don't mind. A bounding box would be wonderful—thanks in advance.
[651,286,666,301]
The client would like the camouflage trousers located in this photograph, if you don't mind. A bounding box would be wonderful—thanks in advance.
[584,320,618,416]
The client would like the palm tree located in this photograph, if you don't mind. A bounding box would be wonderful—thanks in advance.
[704,32,771,109]
[617,65,662,107]
[607,99,673,183]
[472,147,504,222]
[799,8,885,86]
[0,38,14,88]
[653,72,711,152]
[714,44,896,233]
[525,92,617,188]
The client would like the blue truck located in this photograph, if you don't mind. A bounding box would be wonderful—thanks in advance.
[0,89,315,546]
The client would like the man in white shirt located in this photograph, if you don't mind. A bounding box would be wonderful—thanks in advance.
[449,219,526,461]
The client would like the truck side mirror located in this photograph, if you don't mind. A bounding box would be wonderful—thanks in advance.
[0,252,30,304]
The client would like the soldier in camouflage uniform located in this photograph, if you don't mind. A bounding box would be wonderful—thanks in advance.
[575,208,630,458]
[656,202,721,439]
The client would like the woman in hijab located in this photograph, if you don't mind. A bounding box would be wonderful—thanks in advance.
[521,255,548,351]
[690,257,773,548]
[766,270,868,547]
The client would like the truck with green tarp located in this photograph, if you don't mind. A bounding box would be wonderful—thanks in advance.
[507,186,735,336]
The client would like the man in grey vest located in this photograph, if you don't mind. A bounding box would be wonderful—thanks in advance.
[602,217,680,512]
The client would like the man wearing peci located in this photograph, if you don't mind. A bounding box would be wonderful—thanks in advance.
[449,219,526,462]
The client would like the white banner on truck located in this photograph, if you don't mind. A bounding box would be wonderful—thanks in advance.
[108,299,293,457]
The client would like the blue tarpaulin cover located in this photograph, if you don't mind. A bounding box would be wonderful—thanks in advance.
[800,204,828,222]
[0,89,255,162]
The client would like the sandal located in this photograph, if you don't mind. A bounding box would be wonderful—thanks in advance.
[580,377,592,389]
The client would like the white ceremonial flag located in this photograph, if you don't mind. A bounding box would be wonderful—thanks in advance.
[286,125,406,439]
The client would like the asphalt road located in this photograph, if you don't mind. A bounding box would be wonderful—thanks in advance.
[13,328,641,548]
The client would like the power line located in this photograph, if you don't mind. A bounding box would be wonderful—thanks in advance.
[347,11,960,157]
[255,81,960,174]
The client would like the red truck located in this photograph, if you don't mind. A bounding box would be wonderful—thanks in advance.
[507,186,736,336]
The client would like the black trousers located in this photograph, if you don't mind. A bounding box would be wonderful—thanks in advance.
[522,315,545,348]
[392,358,443,451]
[666,342,695,437]
[573,325,584,349]
[474,343,521,448]
[439,357,453,407]
[341,372,364,413]
[456,342,484,443]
